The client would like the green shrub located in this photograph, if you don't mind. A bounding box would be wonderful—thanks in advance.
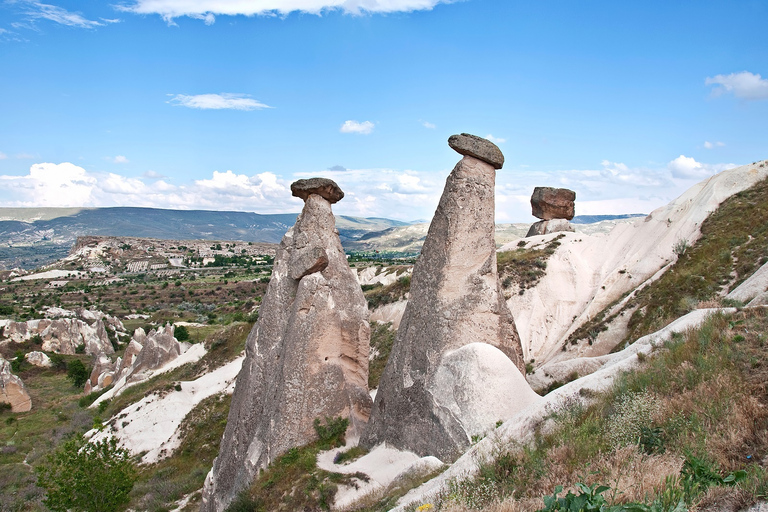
[36,436,137,512]
[174,324,190,341]
[66,360,89,388]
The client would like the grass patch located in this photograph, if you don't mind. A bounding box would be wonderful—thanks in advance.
[497,235,564,293]
[365,275,411,309]
[619,175,768,346]
[417,309,768,511]
[229,417,370,512]
[368,322,396,389]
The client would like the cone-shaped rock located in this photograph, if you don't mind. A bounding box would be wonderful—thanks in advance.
[201,178,371,512]
[360,135,527,462]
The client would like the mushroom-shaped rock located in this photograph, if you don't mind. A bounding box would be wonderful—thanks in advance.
[361,142,527,462]
[291,177,344,204]
[531,186,576,220]
[448,133,504,169]
[202,182,371,512]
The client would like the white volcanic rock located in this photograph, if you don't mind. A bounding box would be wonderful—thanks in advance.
[504,160,768,366]
[1,318,114,356]
[362,136,526,462]
[25,351,52,368]
[726,259,768,304]
[202,179,372,512]
[526,218,575,237]
[0,356,31,412]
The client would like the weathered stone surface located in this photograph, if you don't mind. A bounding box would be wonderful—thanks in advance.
[25,351,52,368]
[448,133,504,169]
[360,154,526,462]
[531,186,576,220]
[1,318,114,356]
[202,188,371,512]
[526,218,575,237]
[85,325,183,394]
[0,357,31,412]
[291,177,345,204]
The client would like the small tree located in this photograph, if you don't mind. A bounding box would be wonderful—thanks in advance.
[174,324,189,342]
[36,436,137,512]
[67,360,90,388]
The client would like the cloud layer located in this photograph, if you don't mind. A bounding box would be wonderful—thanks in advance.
[20,1,117,28]
[168,93,272,110]
[706,71,768,100]
[119,0,450,23]
[0,155,742,222]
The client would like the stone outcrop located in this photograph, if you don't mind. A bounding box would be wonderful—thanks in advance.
[202,178,371,512]
[291,177,345,203]
[360,135,528,462]
[0,357,32,412]
[25,351,52,368]
[526,218,576,237]
[1,318,114,356]
[448,133,504,169]
[84,325,183,394]
[531,186,576,220]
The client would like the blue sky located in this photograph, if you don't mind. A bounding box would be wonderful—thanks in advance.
[1,0,766,222]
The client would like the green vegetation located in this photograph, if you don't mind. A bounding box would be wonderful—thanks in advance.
[497,235,565,293]
[174,324,190,341]
[412,309,768,511]
[66,359,90,388]
[228,416,369,512]
[368,321,396,389]
[364,274,412,309]
[36,436,137,512]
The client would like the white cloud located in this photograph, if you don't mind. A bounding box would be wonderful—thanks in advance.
[15,153,36,159]
[112,155,129,164]
[119,0,450,24]
[703,141,725,149]
[143,170,167,180]
[168,93,272,111]
[21,1,105,28]
[485,134,506,144]
[706,71,768,100]
[421,121,436,129]
[0,152,6,160]
[340,120,374,134]
[0,162,97,207]
[667,155,737,179]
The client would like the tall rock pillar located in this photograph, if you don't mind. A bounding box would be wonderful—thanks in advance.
[361,134,531,462]
[201,178,372,512]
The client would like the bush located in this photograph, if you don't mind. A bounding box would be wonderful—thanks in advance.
[36,436,137,512]
[66,360,89,388]
[174,324,190,341]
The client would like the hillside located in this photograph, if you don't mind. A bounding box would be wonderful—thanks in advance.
[2,164,768,512]
[0,207,409,270]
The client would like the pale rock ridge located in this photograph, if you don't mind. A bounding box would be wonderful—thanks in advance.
[84,324,184,395]
[505,160,768,365]
[0,356,31,412]
[360,135,527,462]
[25,351,52,367]
[1,318,114,356]
[202,179,372,512]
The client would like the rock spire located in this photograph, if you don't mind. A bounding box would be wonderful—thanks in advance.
[202,177,371,512]
[360,134,533,462]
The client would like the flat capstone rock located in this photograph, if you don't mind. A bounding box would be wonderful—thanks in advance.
[291,178,344,204]
[448,133,504,169]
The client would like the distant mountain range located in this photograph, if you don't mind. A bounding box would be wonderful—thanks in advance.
[0,207,410,270]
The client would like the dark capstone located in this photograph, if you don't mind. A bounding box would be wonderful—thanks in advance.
[291,178,344,204]
[448,133,504,169]
[530,187,576,220]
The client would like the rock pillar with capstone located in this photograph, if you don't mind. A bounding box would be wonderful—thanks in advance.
[360,134,533,462]
[201,178,372,512]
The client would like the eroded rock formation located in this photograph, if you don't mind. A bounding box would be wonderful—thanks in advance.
[84,324,184,394]
[1,318,114,356]
[202,178,371,512]
[527,186,576,236]
[360,134,529,462]
[0,356,31,412]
